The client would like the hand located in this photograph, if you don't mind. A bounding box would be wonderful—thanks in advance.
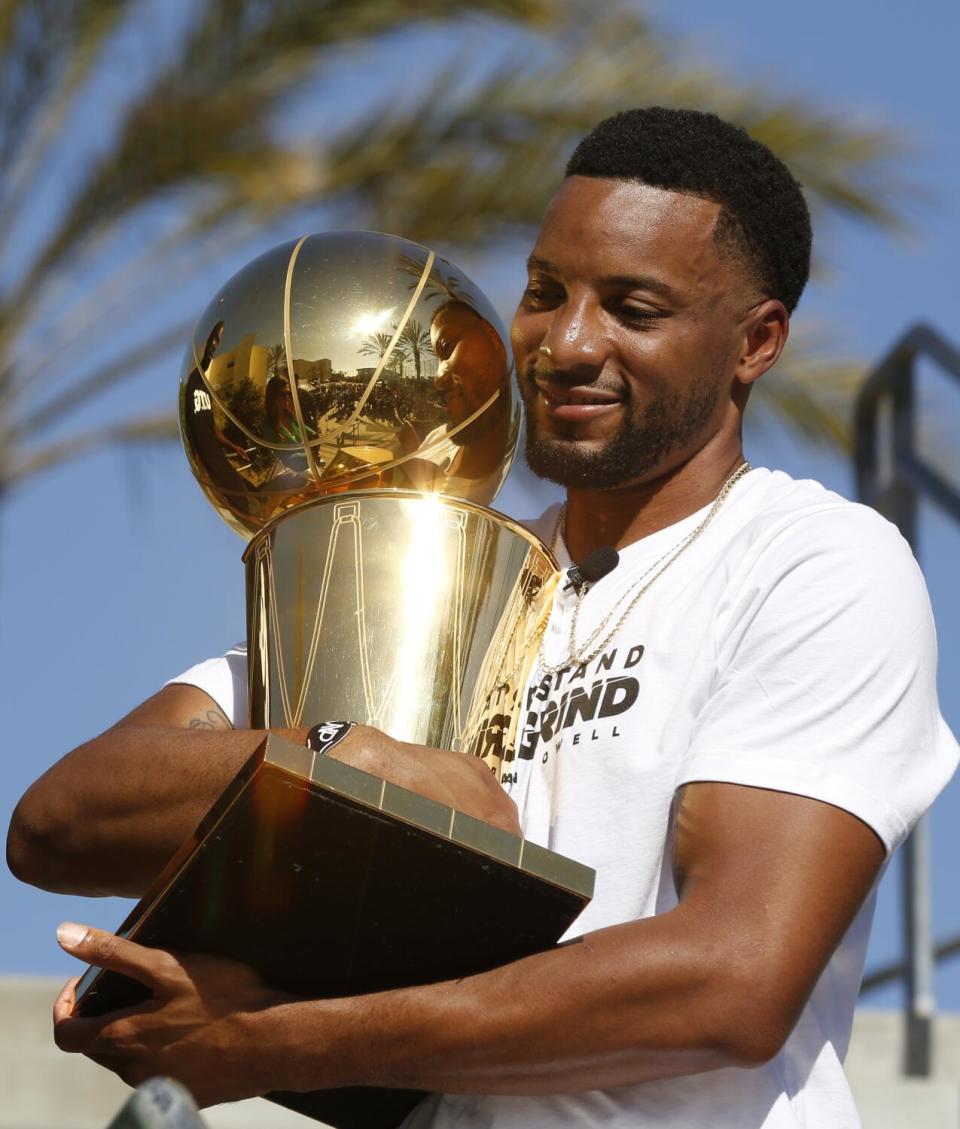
[53,923,289,1106]
[333,725,521,836]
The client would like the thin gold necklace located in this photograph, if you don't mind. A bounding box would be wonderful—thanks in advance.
[539,462,753,676]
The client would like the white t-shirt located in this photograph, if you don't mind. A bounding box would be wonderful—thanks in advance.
[169,468,958,1129]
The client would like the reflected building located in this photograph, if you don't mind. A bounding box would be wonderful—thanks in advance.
[293,356,333,385]
[206,333,269,395]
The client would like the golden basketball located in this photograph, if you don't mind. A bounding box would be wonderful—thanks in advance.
[179,231,518,536]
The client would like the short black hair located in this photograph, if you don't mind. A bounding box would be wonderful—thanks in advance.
[430,297,480,326]
[566,107,812,313]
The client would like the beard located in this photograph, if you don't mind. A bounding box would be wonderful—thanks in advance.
[522,374,722,490]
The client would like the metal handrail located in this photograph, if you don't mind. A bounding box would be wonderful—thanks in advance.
[862,934,960,994]
[854,322,960,1078]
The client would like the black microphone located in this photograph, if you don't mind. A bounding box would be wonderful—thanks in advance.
[564,545,620,594]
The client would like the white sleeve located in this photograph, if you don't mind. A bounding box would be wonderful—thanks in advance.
[679,506,957,854]
[164,642,249,728]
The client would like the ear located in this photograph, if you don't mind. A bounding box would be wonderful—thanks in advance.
[735,300,789,387]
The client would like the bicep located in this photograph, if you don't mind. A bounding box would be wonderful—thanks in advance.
[673,781,885,1042]
[112,683,233,731]
[686,508,953,857]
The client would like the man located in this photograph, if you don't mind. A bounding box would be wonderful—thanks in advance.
[430,298,508,439]
[8,107,957,1128]
[402,298,514,494]
[181,319,258,525]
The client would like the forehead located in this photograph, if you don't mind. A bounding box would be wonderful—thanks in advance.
[532,176,730,294]
[431,305,482,337]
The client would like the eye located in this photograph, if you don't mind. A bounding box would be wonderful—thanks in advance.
[614,303,667,328]
[521,281,563,310]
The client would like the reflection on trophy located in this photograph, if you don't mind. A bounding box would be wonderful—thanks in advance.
[78,233,593,1129]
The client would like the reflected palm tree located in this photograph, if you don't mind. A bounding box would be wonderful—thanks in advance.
[400,320,432,382]
[359,332,393,364]
[359,333,409,377]
[266,344,286,378]
[391,345,411,378]
[396,253,476,309]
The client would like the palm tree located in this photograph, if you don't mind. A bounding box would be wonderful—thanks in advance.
[399,320,433,382]
[0,0,906,499]
[266,344,286,378]
[358,333,395,365]
[359,333,409,377]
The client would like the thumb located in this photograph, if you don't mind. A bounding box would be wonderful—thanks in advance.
[57,922,166,992]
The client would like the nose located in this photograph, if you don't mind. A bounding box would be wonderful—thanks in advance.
[537,295,605,374]
[434,362,452,392]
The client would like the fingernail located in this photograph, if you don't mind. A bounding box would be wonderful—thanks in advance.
[57,922,87,948]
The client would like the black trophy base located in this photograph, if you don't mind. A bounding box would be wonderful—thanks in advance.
[75,735,594,1129]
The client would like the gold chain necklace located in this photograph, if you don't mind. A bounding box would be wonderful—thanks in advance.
[538,462,753,676]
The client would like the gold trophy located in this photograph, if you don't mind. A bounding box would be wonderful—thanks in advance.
[183,230,557,762]
[75,233,593,1127]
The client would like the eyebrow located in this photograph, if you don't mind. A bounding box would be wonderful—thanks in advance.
[526,256,679,300]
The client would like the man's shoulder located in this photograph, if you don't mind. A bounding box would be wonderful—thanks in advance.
[520,471,909,557]
[727,469,924,612]
[735,468,911,563]
[165,643,249,727]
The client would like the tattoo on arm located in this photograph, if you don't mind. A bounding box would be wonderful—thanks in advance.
[187,708,233,731]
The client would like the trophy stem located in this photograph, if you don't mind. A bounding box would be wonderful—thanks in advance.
[245,490,558,778]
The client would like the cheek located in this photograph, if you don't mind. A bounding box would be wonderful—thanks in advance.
[465,342,502,383]
[613,333,675,390]
[616,320,719,382]
[669,312,737,361]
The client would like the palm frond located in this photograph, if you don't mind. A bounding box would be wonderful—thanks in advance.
[0,1,127,222]
[11,322,190,441]
[315,10,907,244]
[9,409,179,483]
[5,0,560,317]
[751,358,864,453]
[0,0,913,493]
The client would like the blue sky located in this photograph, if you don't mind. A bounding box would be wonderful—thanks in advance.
[2,0,958,1021]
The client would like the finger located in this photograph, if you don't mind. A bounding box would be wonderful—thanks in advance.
[79,1043,146,1090]
[54,1011,118,1054]
[55,994,165,1054]
[87,1051,127,1076]
[53,976,80,1025]
[56,922,173,992]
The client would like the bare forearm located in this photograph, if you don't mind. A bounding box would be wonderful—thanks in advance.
[8,703,516,897]
[247,786,879,1099]
[51,787,881,1108]
[254,911,769,1098]
[7,723,301,896]
[10,724,248,896]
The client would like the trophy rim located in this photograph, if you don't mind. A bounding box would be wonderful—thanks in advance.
[241,487,560,569]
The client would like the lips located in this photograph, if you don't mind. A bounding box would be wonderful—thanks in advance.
[535,381,623,421]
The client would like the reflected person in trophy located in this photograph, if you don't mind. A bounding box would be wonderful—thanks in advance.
[9,107,960,1129]
[398,298,512,496]
[181,320,256,525]
[264,372,300,443]
[265,370,320,447]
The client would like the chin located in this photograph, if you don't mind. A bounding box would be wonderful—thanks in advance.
[524,438,617,490]
[526,418,684,489]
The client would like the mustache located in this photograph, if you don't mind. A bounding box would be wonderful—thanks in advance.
[522,362,625,399]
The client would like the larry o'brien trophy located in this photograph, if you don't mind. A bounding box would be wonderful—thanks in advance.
[74,232,594,1127]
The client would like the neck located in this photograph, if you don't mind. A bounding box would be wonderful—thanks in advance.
[562,441,748,561]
